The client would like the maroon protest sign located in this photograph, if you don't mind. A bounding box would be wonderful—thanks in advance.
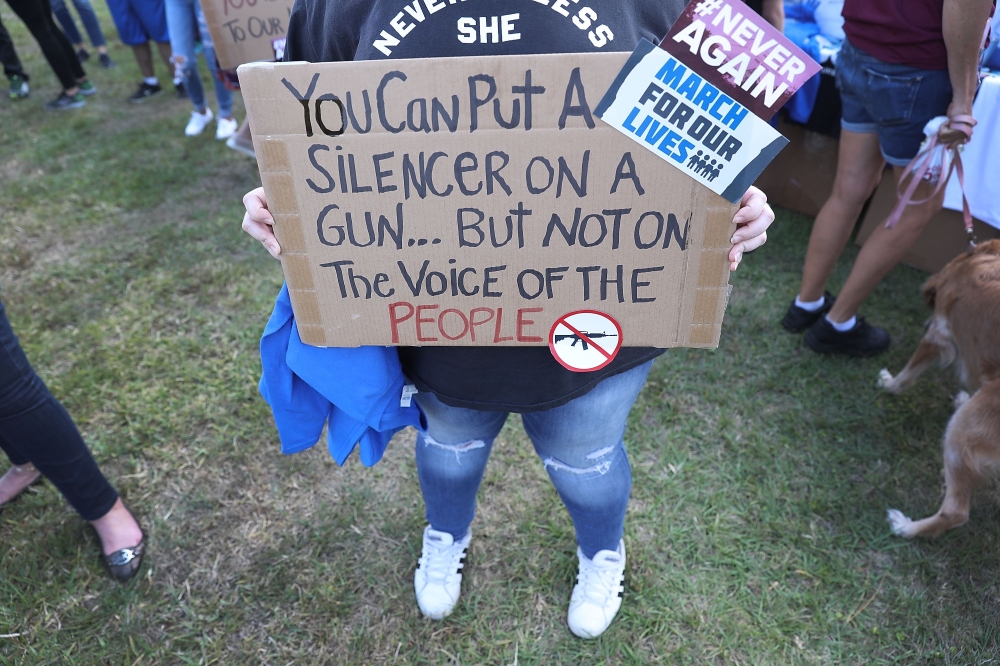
[660,0,821,121]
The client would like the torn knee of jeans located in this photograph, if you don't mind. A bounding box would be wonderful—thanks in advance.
[170,54,186,67]
[422,433,486,461]
[544,445,618,476]
[585,445,616,460]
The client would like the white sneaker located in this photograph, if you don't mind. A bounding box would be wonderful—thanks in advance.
[414,526,471,620]
[215,116,238,140]
[567,540,626,639]
[184,108,214,136]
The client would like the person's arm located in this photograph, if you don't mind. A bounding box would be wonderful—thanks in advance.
[760,0,785,32]
[942,0,993,120]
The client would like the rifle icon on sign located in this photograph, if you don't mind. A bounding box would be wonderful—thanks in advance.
[553,332,618,351]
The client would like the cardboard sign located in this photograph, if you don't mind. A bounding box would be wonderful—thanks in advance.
[596,39,788,202]
[661,0,821,121]
[238,52,740,348]
[200,0,294,70]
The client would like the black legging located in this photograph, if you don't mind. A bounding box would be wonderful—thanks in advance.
[0,16,29,81]
[0,299,118,521]
[4,0,84,90]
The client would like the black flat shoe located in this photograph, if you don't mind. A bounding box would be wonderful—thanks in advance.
[781,292,836,333]
[104,537,145,582]
[804,316,890,357]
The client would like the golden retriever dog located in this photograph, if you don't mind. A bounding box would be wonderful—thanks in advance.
[878,239,1000,538]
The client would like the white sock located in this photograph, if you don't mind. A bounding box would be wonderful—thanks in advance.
[794,294,825,312]
[173,76,184,85]
[825,314,857,332]
[144,76,158,86]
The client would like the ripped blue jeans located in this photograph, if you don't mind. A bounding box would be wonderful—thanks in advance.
[414,361,652,559]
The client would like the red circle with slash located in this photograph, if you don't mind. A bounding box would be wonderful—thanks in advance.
[548,310,624,373]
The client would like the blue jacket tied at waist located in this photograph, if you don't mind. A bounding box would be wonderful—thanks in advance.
[258,284,424,466]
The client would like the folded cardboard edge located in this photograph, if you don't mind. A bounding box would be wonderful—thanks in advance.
[244,63,331,346]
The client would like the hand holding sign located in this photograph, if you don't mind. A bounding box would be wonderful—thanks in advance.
[239,184,772,269]
[730,185,772,271]
[242,187,281,258]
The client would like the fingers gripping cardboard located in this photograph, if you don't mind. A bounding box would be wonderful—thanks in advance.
[239,52,738,348]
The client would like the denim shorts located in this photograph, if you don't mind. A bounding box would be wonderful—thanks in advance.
[836,39,952,166]
[105,0,169,46]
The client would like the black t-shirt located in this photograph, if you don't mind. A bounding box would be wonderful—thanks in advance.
[284,0,686,412]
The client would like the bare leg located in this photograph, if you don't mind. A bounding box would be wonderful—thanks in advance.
[235,117,251,141]
[155,41,173,78]
[90,497,143,554]
[827,166,946,322]
[799,130,886,302]
[0,463,41,505]
[226,118,256,157]
[132,42,154,78]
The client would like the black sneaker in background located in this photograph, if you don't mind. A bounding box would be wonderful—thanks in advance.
[77,47,90,62]
[174,81,188,99]
[781,291,835,333]
[804,316,890,357]
[44,91,86,110]
[99,53,116,68]
[128,82,162,103]
[8,74,29,100]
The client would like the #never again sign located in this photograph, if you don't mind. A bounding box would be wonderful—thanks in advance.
[662,0,821,121]
[239,52,739,349]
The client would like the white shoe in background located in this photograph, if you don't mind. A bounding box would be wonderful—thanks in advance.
[567,540,626,639]
[414,526,471,620]
[215,116,238,140]
[184,108,214,136]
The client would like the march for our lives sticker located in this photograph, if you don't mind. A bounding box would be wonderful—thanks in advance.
[595,39,788,202]
[594,0,819,202]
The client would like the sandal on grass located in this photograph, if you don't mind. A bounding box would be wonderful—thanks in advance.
[102,534,146,582]
[0,463,43,507]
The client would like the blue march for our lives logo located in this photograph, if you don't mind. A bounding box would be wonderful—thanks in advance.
[596,39,788,202]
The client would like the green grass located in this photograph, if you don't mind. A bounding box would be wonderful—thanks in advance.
[3,7,1000,665]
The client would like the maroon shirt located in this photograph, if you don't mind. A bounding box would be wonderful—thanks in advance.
[842,0,948,70]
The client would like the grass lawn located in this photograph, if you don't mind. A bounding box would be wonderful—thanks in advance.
[2,7,1000,665]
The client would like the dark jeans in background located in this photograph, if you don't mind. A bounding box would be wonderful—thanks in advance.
[0,15,29,80]
[4,0,85,89]
[0,299,118,521]
[49,0,106,48]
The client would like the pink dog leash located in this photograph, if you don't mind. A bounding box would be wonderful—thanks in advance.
[885,114,978,248]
